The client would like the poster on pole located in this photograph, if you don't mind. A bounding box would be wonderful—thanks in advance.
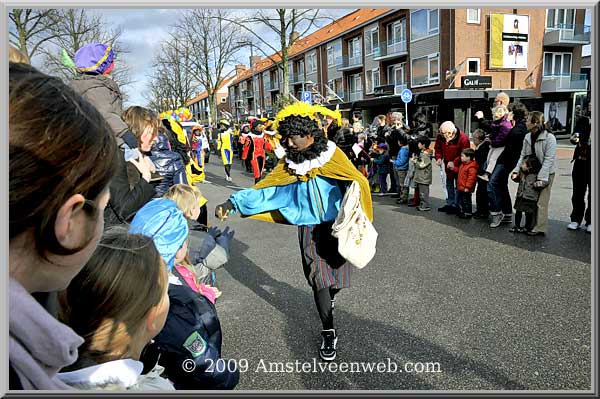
[489,14,529,69]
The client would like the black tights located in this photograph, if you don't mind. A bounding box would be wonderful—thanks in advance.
[313,287,340,330]
[515,211,535,231]
[224,164,231,178]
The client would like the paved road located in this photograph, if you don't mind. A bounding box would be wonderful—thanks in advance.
[197,152,591,391]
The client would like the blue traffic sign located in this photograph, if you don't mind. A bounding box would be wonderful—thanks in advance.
[400,88,413,103]
[301,91,313,104]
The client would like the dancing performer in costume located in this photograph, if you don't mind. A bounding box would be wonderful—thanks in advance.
[246,119,272,184]
[217,119,235,182]
[215,102,373,361]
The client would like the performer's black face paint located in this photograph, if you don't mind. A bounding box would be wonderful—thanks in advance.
[286,134,314,151]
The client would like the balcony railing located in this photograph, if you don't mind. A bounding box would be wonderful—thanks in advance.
[326,90,345,102]
[373,40,407,60]
[337,55,363,71]
[541,73,588,92]
[544,23,591,46]
[393,83,408,95]
[265,81,279,91]
[290,73,305,84]
[348,91,363,102]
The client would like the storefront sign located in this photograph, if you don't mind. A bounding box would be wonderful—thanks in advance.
[461,76,493,89]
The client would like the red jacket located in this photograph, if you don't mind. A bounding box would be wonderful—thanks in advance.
[457,160,478,192]
[434,130,471,178]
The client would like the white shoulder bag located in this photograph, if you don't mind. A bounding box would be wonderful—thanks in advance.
[331,181,378,269]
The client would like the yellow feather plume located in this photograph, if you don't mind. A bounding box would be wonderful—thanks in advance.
[273,102,342,131]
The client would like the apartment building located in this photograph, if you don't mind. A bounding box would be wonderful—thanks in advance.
[228,8,590,135]
[186,75,237,123]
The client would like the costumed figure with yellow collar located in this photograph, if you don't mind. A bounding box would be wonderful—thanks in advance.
[161,118,205,184]
[216,119,235,182]
[263,119,284,173]
[215,102,373,362]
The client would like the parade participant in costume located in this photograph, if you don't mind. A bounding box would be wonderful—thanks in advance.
[216,119,235,182]
[240,122,252,171]
[263,119,285,173]
[214,102,373,362]
[161,118,205,185]
[246,118,273,184]
[190,125,203,164]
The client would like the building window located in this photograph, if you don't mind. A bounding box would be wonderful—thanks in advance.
[387,63,406,90]
[546,9,575,29]
[543,52,572,76]
[297,60,305,76]
[365,68,380,93]
[411,53,439,87]
[365,27,379,55]
[348,73,362,100]
[467,9,480,24]
[348,37,362,59]
[467,58,480,75]
[411,9,439,41]
[387,20,406,45]
[307,52,317,73]
[327,46,334,66]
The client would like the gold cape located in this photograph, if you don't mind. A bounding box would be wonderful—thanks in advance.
[243,147,373,224]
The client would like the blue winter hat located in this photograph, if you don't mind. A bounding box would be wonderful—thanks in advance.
[74,43,115,74]
[128,199,189,271]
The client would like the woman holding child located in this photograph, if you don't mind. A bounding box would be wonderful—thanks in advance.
[511,111,557,236]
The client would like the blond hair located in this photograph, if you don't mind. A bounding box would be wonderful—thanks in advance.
[9,45,29,64]
[59,231,168,365]
[341,118,350,129]
[122,106,159,146]
[164,184,204,218]
[496,92,510,107]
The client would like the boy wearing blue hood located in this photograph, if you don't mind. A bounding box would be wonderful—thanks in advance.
[129,199,239,390]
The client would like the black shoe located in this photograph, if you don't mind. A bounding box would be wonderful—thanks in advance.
[438,205,452,212]
[407,201,418,207]
[319,329,337,362]
[473,212,487,219]
[445,206,458,215]
[458,212,471,219]
[527,230,545,236]
[509,226,520,233]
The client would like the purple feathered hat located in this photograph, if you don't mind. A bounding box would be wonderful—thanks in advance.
[74,43,115,74]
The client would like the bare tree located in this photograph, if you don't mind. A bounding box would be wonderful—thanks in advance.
[175,9,245,124]
[9,9,60,61]
[215,9,333,100]
[144,36,200,113]
[38,9,133,96]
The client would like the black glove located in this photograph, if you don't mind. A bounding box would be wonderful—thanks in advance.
[215,200,234,220]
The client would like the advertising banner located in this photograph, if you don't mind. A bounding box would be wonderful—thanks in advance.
[490,14,529,69]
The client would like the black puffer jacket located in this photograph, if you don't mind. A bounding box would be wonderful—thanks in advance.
[150,134,189,197]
